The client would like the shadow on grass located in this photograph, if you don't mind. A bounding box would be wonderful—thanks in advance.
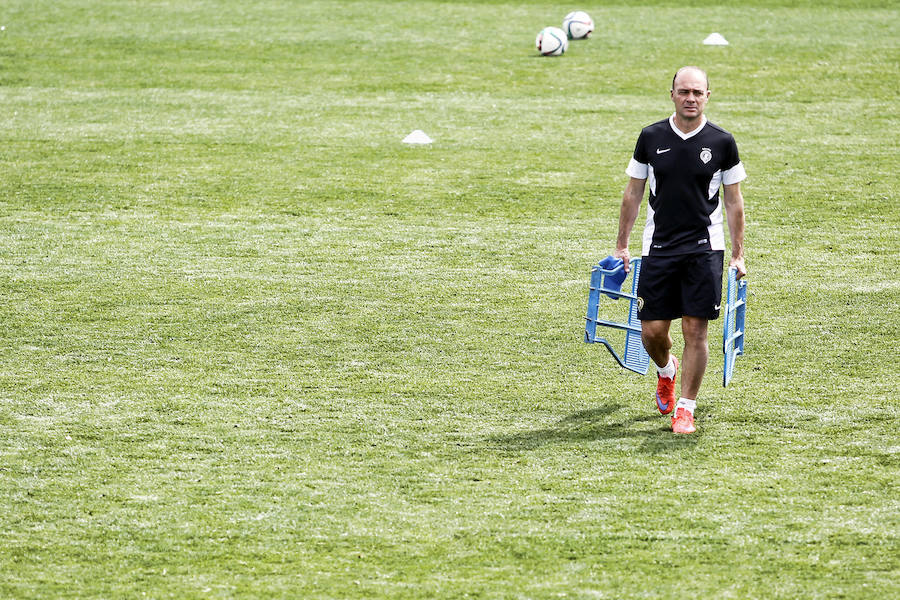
[488,404,698,454]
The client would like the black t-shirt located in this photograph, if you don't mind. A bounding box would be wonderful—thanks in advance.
[626,115,746,256]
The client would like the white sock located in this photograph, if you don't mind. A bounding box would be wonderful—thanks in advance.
[675,398,696,414]
[656,356,676,379]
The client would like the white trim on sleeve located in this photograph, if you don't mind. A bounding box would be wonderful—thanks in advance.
[722,161,747,185]
[626,158,648,179]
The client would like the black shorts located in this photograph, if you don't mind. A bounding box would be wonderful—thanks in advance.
[637,251,724,321]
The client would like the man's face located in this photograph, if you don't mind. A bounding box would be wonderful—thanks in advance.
[671,70,710,121]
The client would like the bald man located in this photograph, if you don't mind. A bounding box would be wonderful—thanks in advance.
[613,66,747,434]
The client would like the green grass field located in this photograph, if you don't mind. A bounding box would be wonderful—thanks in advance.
[1,1,898,598]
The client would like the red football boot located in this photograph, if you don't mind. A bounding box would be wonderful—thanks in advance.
[655,355,678,415]
[671,407,696,434]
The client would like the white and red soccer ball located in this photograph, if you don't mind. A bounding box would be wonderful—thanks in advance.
[563,11,594,40]
[535,26,568,56]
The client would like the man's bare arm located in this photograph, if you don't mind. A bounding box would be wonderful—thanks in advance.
[722,182,746,279]
[614,177,646,272]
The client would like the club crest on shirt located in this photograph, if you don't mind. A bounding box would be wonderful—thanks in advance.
[700,147,712,164]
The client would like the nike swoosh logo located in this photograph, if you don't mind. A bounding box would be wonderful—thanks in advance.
[714,304,722,311]
[656,393,672,412]
[656,148,671,154]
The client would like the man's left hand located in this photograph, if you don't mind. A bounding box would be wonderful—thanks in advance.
[729,256,747,280]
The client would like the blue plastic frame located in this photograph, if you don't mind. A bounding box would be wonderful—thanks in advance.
[722,267,747,387]
[584,258,650,375]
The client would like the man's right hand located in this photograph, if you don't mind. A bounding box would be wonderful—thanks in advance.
[613,247,631,273]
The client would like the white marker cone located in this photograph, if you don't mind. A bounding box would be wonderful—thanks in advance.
[703,33,729,45]
[402,130,433,144]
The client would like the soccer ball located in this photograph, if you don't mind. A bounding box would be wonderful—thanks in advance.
[563,11,594,39]
[535,26,568,56]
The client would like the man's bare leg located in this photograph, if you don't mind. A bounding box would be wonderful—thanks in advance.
[680,316,709,399]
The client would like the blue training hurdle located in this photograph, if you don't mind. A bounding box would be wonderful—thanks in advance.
[584,257,650,375]
[722,267,748,387]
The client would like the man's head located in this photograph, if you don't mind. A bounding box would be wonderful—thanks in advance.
[670,66,710,125]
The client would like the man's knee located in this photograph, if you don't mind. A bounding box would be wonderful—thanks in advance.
[641,320,671,345]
